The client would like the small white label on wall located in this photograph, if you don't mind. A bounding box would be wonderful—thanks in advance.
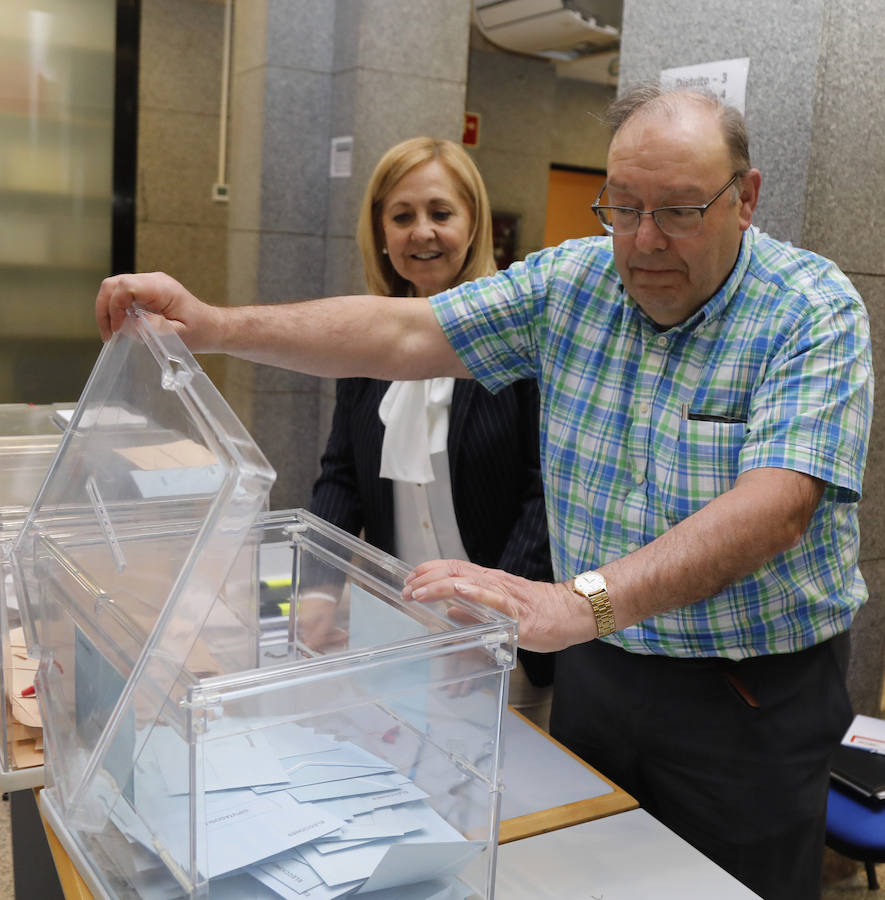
[330,136,353,178]
[660,57,750,114]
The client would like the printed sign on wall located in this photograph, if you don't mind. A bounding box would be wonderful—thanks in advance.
[330,136,353,178]
[660,57,750,114]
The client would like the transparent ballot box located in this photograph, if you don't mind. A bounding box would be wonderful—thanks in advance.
[10,308,514,899]
[0,402,74,785]
[0,403,68,526]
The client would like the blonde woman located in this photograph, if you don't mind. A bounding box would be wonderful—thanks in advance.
[310,137,554,723]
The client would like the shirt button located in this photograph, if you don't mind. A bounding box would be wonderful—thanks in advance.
[422,521,431,529]
[627,542,639,553]
[639,401,650,415]
[634,472,645,485]
[656,336,668,348]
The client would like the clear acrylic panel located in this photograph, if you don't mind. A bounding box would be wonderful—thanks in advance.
[12,308,275,826]
[37,509,512,898]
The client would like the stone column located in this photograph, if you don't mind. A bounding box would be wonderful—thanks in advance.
[619,0,885,715]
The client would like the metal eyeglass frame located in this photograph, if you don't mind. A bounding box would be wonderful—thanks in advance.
[591,173,740,238]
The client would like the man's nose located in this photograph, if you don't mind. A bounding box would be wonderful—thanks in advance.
[633,212,668,251]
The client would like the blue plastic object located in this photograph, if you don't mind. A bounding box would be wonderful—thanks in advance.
[826,783,885,889]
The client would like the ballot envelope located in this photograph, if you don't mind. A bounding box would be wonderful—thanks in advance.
[9,307,514,899]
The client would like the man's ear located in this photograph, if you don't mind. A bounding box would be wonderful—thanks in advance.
[738,169,762,231]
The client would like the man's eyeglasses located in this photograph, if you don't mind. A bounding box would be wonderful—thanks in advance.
[592,174,740,238]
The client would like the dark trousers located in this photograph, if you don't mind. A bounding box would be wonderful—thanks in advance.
[550,635,852,900]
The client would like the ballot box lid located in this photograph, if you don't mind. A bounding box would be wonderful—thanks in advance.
[9,306,275,802]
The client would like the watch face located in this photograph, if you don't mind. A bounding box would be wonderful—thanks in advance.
[576,571,606,594]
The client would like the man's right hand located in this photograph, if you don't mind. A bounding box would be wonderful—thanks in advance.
[96,272,224,351]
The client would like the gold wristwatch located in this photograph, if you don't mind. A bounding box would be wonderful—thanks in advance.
[572,570,616,637]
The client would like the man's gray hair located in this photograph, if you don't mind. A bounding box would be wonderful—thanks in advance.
[605,82,751,176]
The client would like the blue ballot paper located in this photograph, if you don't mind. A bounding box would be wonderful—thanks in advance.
[110,716,483,898]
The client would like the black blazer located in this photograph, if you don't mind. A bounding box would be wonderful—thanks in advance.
[311,376,555,685]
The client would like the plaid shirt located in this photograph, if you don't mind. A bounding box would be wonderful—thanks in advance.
[431,227,873,658]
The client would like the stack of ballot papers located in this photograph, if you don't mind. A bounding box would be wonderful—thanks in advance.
[4,625,43,768]
[98,717,484,899]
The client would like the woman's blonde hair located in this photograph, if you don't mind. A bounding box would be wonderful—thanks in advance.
[356,137,496,297]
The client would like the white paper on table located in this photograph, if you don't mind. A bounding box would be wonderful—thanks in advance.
[131,465,225,499]
[115,438,217,468]
[842,714,885,754]
[68,406,148,428]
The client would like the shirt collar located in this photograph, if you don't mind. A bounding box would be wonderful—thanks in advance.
[694,225,757,327]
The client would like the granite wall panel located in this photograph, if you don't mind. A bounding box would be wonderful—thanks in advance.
[618,0,884,712]
[619,0,827,245]
[258,67,332,235]
[802,0,885,274]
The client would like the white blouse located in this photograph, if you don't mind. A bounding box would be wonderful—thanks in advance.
[379,379,469,567]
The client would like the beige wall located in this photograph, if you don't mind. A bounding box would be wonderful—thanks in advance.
[136,0,229,390]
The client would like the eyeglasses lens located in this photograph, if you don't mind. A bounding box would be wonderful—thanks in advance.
[595,207,704,238]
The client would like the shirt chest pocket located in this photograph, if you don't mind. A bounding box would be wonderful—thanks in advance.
[665,418,746,523]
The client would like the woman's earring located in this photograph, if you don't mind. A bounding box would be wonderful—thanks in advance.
[382,248,388,255]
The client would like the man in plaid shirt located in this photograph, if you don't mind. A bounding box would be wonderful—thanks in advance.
[98,85,872,899]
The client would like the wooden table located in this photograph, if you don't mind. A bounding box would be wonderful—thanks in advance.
[498,707,637,842]
[40,794,92,900]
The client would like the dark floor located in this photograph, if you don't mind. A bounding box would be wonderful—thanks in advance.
[822,849,885,898]
[0,794,12,898]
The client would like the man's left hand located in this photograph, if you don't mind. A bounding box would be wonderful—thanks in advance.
[403,559,593,652]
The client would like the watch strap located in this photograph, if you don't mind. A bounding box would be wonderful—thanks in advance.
[586,590,616,638]
[572,572,617,638]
